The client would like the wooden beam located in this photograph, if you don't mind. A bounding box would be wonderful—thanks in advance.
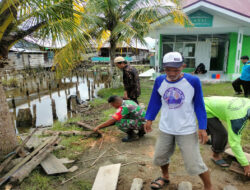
[40,154,69,175]
[229,161,245,176]
[225,148,250,162]
[0,128,38,173]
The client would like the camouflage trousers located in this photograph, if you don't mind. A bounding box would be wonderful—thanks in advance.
[116,118,145,133]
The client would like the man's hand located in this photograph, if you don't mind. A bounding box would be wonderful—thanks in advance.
[244,165,250,177]
[144,120,153,133]
[93,127,100,133]
[198,129,208,144]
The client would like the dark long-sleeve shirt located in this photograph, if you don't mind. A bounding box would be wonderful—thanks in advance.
[123,65,141,99]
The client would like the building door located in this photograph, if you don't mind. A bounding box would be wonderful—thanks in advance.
[195,41,211,71]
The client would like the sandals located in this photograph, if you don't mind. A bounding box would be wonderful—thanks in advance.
[151,177,170,189]
[211,158,229,167]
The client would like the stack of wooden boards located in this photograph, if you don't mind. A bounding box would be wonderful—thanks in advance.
[0,121,100,187]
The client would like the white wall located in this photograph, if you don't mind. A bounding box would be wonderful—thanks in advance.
[8,52,48,69]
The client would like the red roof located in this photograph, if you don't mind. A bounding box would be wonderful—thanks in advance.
[182,0,250,18]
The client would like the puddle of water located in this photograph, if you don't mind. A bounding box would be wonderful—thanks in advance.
[6,72,107,133]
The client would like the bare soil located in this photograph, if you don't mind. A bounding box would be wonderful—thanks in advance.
[58,118,250,190]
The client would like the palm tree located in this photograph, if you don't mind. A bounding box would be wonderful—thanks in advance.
[0,0,188,158]
[0,0,90,158]
[80,0,188,71]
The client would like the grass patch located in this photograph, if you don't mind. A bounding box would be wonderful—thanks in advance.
[69,180,92,190]
[89,98,106,107]
[98,86,124,98]
[202,82,236,97]
[54,135,88,159]
[20,170,57,190]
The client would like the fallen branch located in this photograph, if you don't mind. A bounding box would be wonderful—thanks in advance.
[90,150,108,167]
[111,146,121,154]
[43,130,100,137]
[98,136,104,151]
[76,121,94,131]
[81,152,133,162]
[0,128,38,174]
[121,161,138,167]
[61,167,94,185]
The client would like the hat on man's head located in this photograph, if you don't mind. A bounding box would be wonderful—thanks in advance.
[162,52,184,68]
[240,55,249,60]
[114,56,125,63]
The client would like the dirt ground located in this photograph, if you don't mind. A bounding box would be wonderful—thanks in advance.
[58,118,250,190]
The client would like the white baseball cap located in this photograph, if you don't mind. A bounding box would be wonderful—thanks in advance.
[163,52,184,68]
[114,56,125,63]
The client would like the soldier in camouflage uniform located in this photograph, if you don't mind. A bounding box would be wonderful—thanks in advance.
[114,56,141,104]
[93,95,146,142]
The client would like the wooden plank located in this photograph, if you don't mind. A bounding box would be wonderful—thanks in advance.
[0,137,57,186]
[58,158,75,164]
[41,154,68,175]
[229,161,245,176]
[225,148,250,162]
[92,164,121,190]
[76,121,93,131]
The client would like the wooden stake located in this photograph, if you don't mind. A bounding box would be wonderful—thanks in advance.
[32,105,36,128]
[51,99,58,120]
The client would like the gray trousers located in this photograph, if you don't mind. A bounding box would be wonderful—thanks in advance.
[154,131,208,175]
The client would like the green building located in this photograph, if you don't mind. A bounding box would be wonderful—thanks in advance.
[149,0,250,78]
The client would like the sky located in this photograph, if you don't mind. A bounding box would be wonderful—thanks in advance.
[144,37,156,49]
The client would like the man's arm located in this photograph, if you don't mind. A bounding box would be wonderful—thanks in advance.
[144,77,163,133]
[227,120,249,175]
[190,76,208,144]
[93,118,117,132]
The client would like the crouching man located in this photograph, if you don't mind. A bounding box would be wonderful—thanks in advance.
[204,96,250,176]
[93,95,146,142]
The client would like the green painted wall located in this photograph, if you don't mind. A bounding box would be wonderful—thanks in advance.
[227,33,250,74]
[240,35,250,71]
[227,33,238,74]
[183,68,195,73]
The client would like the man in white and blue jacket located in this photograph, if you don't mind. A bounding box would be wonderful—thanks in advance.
[145,52,213,190]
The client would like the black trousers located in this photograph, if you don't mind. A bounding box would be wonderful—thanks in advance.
[129,97,138,104]
[232,78,250,97]
[206,118,228,153]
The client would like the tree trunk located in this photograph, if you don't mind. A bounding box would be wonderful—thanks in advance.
[0,79,18,159]
[0,42,9,59]
[109,39,117,75]
[109,39,117,88]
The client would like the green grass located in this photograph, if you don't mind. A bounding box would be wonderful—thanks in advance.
[98,86,124,98]
[202,82,236,97]
[88,97,106,107]
[70,180,92,190]
[20,170,58,190]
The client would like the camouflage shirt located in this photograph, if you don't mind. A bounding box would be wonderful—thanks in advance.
[112,100,145,121]
[123,65,141,99]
